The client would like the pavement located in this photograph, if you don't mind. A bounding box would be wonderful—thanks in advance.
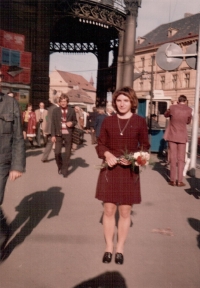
[0,133,200,288]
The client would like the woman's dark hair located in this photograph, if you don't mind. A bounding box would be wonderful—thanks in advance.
[112,87,138,113]
[25,103,32,110]
[59,93,69,103]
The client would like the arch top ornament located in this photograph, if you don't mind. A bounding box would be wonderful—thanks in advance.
[55,0,126,30]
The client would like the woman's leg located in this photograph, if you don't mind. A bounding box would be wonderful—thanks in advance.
[28,137,34,147]
[103,203,117,252]
[116,204,132,254]
[23,131,27,140]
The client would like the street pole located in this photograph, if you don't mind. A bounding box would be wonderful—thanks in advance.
[188,24,200,177]
[149,55,155,135]
[116,30,124,89]
[148,55,155,152]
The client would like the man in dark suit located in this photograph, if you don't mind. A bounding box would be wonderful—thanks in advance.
[164,95,192,187]
[51,94,77,178]
[41,96,59,162]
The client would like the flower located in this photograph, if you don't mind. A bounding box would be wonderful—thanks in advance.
[133,151,150,166]
[96,150,150,170]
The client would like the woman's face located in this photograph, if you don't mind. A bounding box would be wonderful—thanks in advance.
[27,105,32,111]
[115,94,131,115]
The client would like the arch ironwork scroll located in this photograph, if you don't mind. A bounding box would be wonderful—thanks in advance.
[55,0,126,31]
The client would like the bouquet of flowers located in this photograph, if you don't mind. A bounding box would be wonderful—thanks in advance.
[97,150,150,171]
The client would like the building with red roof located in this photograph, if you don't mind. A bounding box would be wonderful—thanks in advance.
[49,69,96,111]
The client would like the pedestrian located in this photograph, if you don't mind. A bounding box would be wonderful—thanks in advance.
[81,108,88,130]
[35,102,48,147]
[0,69,26,260]
[106,106,115,116]
[87,107,98,144]
[22,103,37,149]
[41,96,59,162]
[71,106,84,152]
[95,87,150,265]
[94,107,107,140]
[51,94,77,178]
[150,114,160,129]
[163,95,192,186]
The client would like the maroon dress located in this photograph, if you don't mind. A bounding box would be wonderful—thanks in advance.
[95,114,150,205]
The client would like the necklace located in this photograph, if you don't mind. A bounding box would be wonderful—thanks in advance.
[117,116,132,136]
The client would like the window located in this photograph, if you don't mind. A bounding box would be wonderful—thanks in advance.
[160,75,165,89]
[184,73,190,88]
[141,57,145,68]
[168,28,178,37]
[139,79,143,90]
[172,74,177,89]
[137,37,145,45]
[158,102,167,114]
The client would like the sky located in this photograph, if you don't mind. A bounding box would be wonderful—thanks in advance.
[49,0,200,87]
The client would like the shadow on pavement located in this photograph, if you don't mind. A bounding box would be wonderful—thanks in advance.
[72,271,128,288]
[68,157,89,176]
[151,160,169,182]
[26,150,43,158]
[185,177,200,199]
[187,218,200,249]
[1,187,64,261]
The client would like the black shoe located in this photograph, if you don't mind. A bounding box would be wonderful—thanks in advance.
[102,252,112,263]
[41,160,48,163]
[115,253,124,265]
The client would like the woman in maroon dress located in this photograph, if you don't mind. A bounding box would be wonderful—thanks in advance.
[96,87,150,265]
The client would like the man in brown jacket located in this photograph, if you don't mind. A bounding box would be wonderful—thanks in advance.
[164,95,192,187]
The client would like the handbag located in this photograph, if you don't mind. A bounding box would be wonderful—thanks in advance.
[72,128,84,145]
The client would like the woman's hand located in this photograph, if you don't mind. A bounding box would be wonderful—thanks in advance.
[104,151,118,167]
[119,158,132,166]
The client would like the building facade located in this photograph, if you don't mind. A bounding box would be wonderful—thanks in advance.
[134,13,200,110]
[49,70,96,111]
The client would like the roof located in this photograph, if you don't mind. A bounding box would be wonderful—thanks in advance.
[67,88,94,104]
[56,70,96,92]
[136,13,200,50]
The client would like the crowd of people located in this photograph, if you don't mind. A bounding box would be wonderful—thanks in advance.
[0,65,193,264]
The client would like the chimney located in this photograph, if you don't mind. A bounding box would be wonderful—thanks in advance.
[184,13,193,18]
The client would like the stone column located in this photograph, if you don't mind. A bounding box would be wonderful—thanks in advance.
[96,42,110,107]
[116,30,124,89]
[31,0,53,108]
[122,0,141,87]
